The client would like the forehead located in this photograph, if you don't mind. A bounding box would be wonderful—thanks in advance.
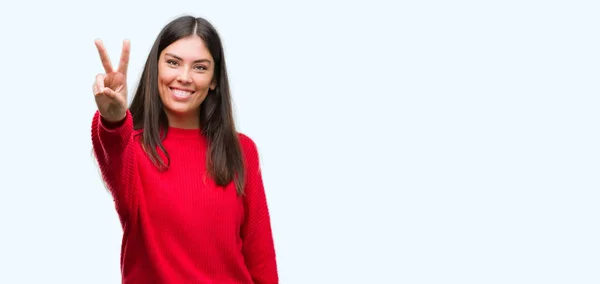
[162,36,213,60]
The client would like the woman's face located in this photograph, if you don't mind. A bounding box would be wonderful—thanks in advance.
[157,35,216,127]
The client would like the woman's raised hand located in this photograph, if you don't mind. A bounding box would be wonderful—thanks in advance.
[93,39,130,122]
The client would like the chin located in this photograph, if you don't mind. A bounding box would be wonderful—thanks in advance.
[164,103,199,116]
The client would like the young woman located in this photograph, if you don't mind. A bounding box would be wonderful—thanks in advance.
[91,15,278,283]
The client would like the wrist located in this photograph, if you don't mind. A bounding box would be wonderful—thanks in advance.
[101,112,127,128]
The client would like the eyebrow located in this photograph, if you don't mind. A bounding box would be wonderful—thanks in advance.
[165,53,211,64]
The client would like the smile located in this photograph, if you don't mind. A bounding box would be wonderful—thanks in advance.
[170,87,195,100]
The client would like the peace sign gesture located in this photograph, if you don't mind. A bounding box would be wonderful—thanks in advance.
[93,39,130,122]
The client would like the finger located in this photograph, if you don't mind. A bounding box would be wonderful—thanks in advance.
[95,87,115,99]
[94,39,114,73]
[93,84,100,96]
[117,39,131,74]
[94,74,105,95]
[102,87,120,100]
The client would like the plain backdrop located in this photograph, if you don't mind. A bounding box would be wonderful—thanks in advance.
[0,1,599,283]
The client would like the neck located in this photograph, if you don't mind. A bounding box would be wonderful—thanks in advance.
[165,110,200,129]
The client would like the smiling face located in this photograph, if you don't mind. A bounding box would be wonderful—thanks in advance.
[157,35,216,128]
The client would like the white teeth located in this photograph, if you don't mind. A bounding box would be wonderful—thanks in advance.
[172,89,193,98]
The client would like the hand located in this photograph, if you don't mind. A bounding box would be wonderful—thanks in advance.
[93,39,130,122]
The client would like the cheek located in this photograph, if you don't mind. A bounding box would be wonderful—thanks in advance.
[158,68,177,85]
[193,74,214,90]
[157,69,173,100]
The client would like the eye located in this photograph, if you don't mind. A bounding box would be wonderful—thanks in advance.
[194,65,207,71]
[167,59,179,66]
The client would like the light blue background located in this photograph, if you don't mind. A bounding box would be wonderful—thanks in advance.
[0,0,598,283]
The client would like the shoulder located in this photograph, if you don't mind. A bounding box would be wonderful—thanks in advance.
[237,132,258,153]
[237,132,261,163]
[132,128,144,141]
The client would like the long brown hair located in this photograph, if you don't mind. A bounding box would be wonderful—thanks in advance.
[129,15,245,195]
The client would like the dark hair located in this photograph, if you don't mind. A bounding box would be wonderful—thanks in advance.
[129,15,245,195]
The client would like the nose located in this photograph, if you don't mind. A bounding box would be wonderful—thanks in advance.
[176,70,192,83]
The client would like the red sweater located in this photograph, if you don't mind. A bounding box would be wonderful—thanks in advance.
[91,110,278,284]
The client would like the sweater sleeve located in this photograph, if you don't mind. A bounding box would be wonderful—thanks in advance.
[91,110,136,219]
[239,134,279,284]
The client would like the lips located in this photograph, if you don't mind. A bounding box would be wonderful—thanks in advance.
[170,87,195,100]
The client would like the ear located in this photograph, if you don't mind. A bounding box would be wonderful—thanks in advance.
[210,80,216,91]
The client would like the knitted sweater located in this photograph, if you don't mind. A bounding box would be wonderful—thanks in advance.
[91,110,278,283]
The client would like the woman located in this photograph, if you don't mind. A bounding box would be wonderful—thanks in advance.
[91,15,278,283]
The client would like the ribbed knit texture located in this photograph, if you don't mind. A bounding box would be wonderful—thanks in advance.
[91,110,278,284]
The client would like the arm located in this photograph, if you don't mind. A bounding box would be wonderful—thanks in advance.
[91,109,136,218]
[91,39,135,219]
[239,135,279,284]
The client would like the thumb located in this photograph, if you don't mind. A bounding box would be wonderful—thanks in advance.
[101,87,120,100]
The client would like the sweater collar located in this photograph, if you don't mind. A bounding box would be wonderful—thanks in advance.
[162,127,205,140]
